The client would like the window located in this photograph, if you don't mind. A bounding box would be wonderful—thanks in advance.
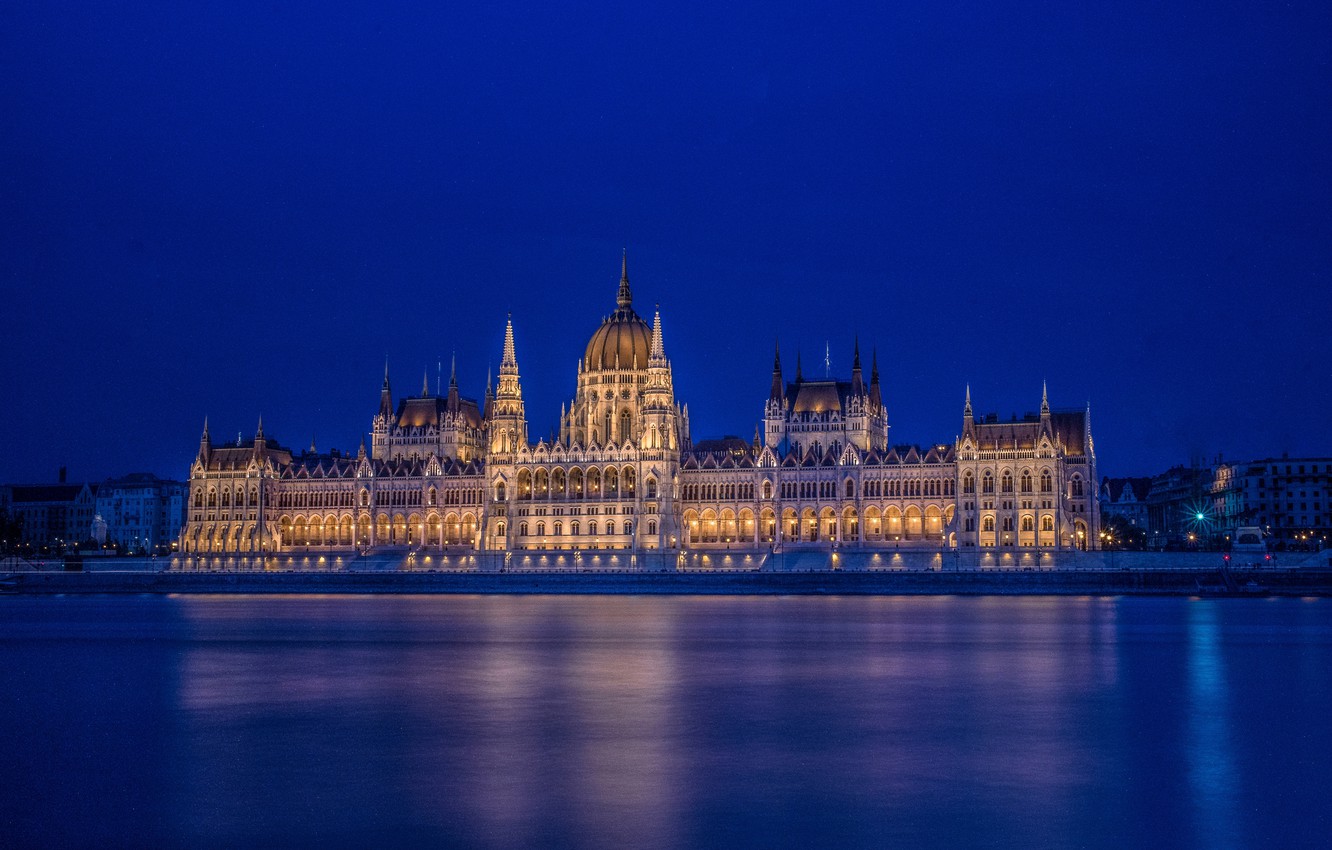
[1001,472,1014,493]
[963,473,974,494]
[983,516,995,532]
[982,472,994,494]
[1021,515,1034,532]
[519,522,528,537]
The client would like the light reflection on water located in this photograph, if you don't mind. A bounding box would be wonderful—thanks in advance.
[1,595,1330,848]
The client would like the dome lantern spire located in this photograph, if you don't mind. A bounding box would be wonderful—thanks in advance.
[617,248,632,309]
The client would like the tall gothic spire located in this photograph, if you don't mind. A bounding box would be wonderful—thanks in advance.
[501,314,518,373]
[650,307,666,358]
[1041,380,1050,415]
[379,360,393,418]
[851,336,864,396]
[796,350,803,382]
[422,367,429,397]
[869,349,882,408]
[965,384,973,416]
[770,339,783,401]
[255,414,264,442]
[617,249,632,309]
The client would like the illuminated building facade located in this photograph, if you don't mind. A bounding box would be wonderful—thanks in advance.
[180,257,1100,556]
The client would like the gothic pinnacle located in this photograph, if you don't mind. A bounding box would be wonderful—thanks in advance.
[617,249,632,309]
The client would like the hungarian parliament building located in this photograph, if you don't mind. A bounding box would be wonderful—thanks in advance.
[180,258,1100,556]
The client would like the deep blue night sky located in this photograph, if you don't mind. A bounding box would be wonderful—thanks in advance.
[2,0,1329,484]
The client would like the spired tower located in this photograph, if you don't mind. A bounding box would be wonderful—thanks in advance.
[487,315,528,458]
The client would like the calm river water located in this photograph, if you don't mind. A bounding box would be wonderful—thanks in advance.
[2,595,1329,849]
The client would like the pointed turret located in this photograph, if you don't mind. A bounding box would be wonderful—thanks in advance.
[199,416,211,460]
[963,384,975,435]
[1041,381,1050,415]
[795,350,803,382]
[851,336,865,396]
[617,248,632,309]
[254,415,266,451]
[447,353,460,410]
[379,360,393,419]
[422,367,429,398]
[650,308,666,359]
[869,349,882,409]
[501,315,518,375]
[491,314,527,453]
[770,339,784,401]
[358,433,367,459]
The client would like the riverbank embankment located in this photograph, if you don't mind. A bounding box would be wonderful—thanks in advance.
[3,567,1331,596]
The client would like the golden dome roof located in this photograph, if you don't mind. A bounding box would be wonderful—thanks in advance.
[583,254,652,372]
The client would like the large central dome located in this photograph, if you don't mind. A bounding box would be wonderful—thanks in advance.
[584,255,652,372]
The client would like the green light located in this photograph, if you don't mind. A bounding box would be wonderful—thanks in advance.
[1195,512,1205,521]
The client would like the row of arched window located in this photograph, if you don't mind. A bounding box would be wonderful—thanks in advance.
[518,520,635,537]
[980,515,1056,533]
[506,467,656,501]
[196,485,261,509]
[963,469,1068,495]
[681,482,756,501]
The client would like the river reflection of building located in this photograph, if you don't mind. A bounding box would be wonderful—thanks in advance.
[180,257,1100,561]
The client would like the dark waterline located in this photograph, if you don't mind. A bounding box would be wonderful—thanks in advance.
[2,595,1329,849]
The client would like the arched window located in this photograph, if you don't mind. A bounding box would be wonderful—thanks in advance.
[1001,472,1014,493]
[207,490,217,508]
[1041,515,1054,532]
[646,478,658,498]
[845,479,855,498]
[428,487,437,506]
[554,521,562,536]
[983,516,995,532]
[1071,476,1084,497]
[572,521,581,535]
[963,472,974,494]
[623,521,633,535]
[1021,515,1034,532]
[495,482,506,502]
[536,521,546,536]
[1040,470,1053,493]
[496,521,506,537]
[763,480,773,500]
[589,521,598,535]
[982,472,994,494]
[194,491,203,508]
[1020,471,1033,493]
[519,522,528,537]
[606,521,616,535]
[647,520,657,535]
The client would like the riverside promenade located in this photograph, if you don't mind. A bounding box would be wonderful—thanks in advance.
[3,549,1331,596]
